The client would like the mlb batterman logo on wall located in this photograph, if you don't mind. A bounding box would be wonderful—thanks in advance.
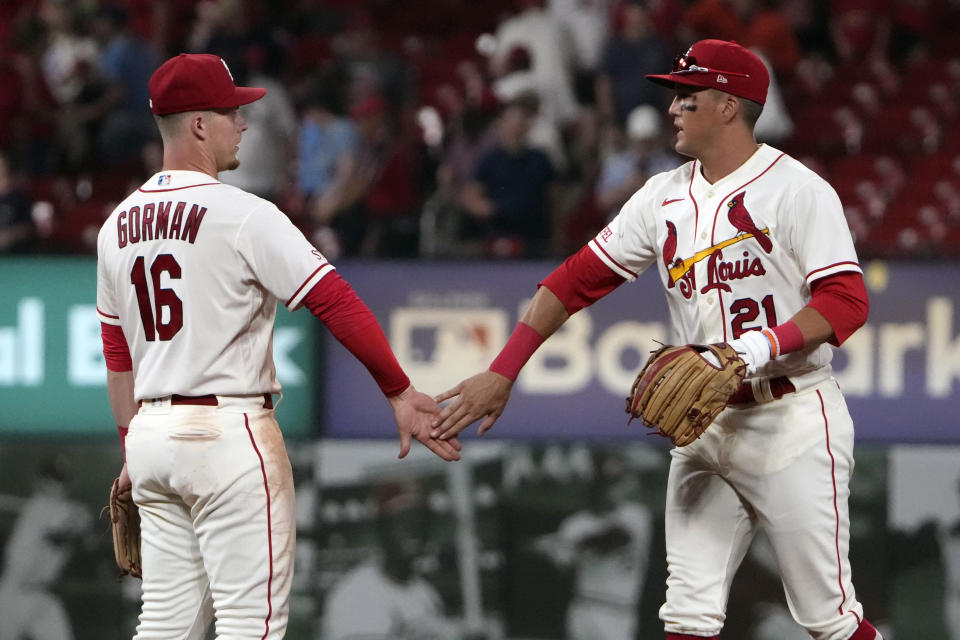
[389,308,508,392]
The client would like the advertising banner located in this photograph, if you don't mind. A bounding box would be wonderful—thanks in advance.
[0,257,316,436]
[2,258,957,442]
[326,261,960,443]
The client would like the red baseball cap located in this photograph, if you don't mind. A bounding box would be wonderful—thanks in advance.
[646,40,769,105]
[148,53,266,115]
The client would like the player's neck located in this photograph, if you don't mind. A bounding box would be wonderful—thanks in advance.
[161,147,219,178]
[697,138,761,184]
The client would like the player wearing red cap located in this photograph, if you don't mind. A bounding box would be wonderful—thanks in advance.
[432,40,881,640]
[97,53,460,639]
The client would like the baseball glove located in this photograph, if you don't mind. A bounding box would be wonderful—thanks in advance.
[626,343,747,446]
[109,477,142,579]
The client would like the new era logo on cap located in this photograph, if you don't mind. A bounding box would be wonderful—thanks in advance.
[645,40,769,105]
[148,53,266,115]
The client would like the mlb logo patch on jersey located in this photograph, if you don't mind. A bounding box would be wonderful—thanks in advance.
[157,174,171,186]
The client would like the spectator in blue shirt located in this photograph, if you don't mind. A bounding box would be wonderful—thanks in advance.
[460,94,557,258]
[90,6,160,166]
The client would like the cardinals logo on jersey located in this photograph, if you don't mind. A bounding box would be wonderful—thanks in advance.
[662,191,772,299]
[726,191,772,253]
[662,220,683,288]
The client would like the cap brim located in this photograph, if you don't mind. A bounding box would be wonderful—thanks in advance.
[645,73,712,92]
[232,86,267,107]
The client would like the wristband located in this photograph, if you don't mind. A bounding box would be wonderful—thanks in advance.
[760,329,778,357]
[766,321,804,357]
[488,323,545,382]
[118,424,128,461]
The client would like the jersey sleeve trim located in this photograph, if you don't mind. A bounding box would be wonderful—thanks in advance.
[286,262,335,310]
[589,238,639,280]
[805,261,862,284]
[97,306,122,326]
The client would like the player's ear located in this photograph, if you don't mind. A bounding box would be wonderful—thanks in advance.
[189,112,208,140]
[716,92,740,124]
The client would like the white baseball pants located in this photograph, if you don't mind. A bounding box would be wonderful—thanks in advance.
[660,380,867,640]
[126,397,294,639]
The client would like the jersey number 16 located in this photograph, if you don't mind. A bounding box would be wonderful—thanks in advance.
[131,254,183,341]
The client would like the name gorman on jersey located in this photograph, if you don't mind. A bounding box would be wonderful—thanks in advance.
[116,201,207,248]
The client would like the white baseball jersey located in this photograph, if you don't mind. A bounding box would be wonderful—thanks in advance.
[589,144,861,379]
[96,170,333,401]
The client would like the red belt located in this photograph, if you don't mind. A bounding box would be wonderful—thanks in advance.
[728,377,795,405]
[143,394,274,409]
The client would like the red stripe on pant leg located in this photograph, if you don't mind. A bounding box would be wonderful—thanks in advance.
[245,413,274,640]
[818,391,847,616]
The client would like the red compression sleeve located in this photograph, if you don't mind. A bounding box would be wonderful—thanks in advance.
[540,245,626,315]
[303,272,410,397]
[101,322,132,372]
[118,424,128,461]
[489,322,545,382]
[849,620,880,640]
[808,271,870,346]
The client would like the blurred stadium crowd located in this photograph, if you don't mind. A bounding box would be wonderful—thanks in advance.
[1,0,959,260]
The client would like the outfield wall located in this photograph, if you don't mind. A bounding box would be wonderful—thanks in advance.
[3,258,957,442]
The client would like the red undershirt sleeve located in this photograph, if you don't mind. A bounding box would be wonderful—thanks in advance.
[302,271,410,397]
[100,322,132,372]
[539,245,626,314]
[807,271,870,346]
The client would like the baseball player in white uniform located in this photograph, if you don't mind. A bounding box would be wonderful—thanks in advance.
[534,484,652,640]
[943,476,960,639]
[96,53,460,640]
[0,460,93,640]
[431,40,882,640]
[321,482,456,640]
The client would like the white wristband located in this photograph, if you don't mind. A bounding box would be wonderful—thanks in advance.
[728,331,773,375]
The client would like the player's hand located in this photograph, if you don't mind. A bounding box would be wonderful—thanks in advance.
[389,385,462,462]
[431,370,513,439]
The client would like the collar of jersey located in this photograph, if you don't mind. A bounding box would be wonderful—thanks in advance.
[140,170,221,192]
[692,143,776,192]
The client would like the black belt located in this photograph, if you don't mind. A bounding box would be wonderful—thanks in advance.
[728,377,795,405]
[141,394,273,409]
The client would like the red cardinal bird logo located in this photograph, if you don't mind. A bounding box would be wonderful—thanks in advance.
[663,220,679,286]
[726,191,772,253]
